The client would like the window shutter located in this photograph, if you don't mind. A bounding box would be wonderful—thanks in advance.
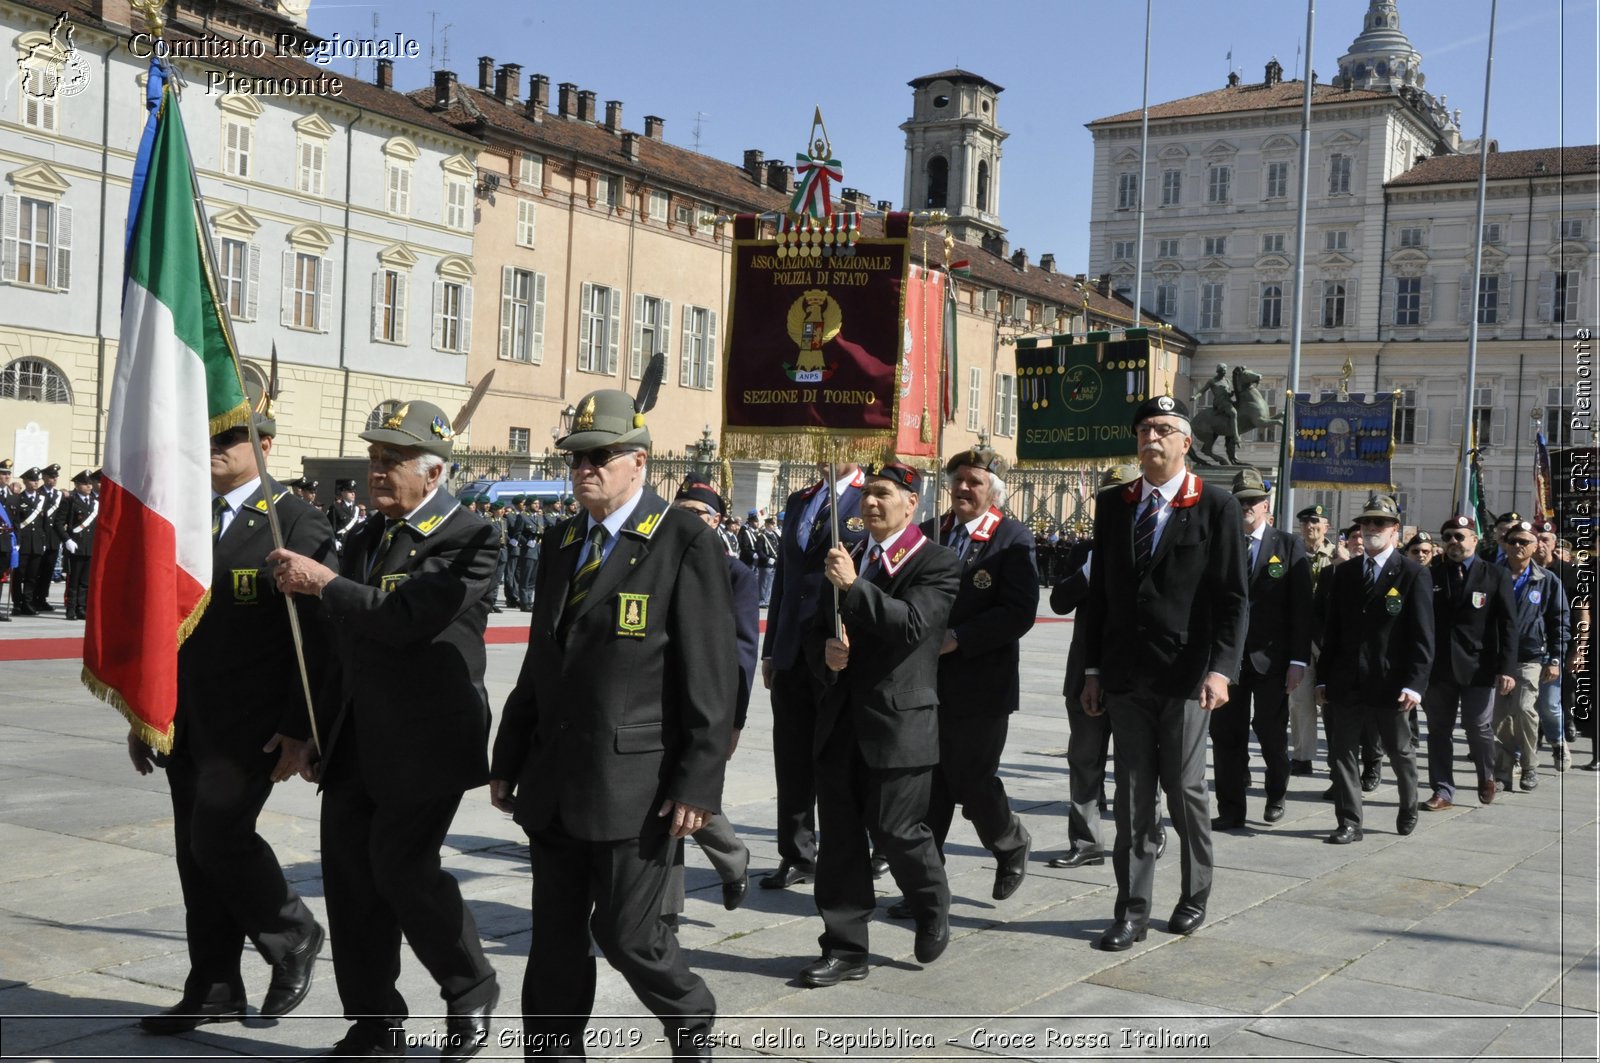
[432,280,445,349]
[705,310,718,390]
[531,272,546,364]
[578,281,594,371]
[1,195,17,282]
[1500,273,1513,320]
[241,125,252,176]
[395,272,408,344]
[1458,273,1473,323]
[680,311,692,386]
[659,299,672,361]
[1419,276,1432,324]
[245,245,261,320]
[1563,270,1581,322]
[631,292,645,379]
[1490,407,1507,447]
[1342,277,1355,327]
[280,250,295,327]
[318,257,334,332]
[52,204,71,291]
[1383,276,1397,323]
[1449,407,1464,437]
[1414,406,1429,445]
[605,289,621,374]
[1537,271,1555,322]
[458,284,473,353]
[371,271,383,341]
[499,266,515,358]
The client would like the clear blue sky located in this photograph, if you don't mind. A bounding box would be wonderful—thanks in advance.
[312,0,1597,272]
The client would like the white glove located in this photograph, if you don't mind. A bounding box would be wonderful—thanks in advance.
[64,540,78,554]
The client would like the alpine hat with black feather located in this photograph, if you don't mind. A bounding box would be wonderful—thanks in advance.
[558,352,667,452]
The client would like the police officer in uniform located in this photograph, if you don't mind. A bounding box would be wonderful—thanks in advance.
[9,468,50,615]
[61,470,98,621]
[516,498,542,610]
[40,463,66,595]
[1288,504,1339,775]
[327,479,362,553]
[501,498,526,609]
[0,459,13,621]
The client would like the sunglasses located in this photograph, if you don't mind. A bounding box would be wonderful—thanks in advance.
[562,447,635,470]
[1505,538,1536,547]
[1441,532,1471,543]
[210,428,250,448]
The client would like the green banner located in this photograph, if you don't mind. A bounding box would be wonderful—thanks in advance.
[1015,336,1152,466]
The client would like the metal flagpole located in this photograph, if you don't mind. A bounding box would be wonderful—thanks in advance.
[1131,0,1153,328]
[1457,0,1500,512]
[1276,0,1317,529]
[828,439,844,639]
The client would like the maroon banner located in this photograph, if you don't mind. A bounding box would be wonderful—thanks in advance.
[721,213,910,461]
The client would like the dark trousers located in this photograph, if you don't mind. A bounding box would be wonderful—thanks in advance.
[504,551,524,606]
[1106,686,1212,926]
[516,552,537,607]
[926,711,1026,857]
[1325,700,1419,829]
[1211,665,1290,821]
[813,712,948,960]
[1065,697,1112,851]
[166,750,316,997]
[523,818,714,1057]
[320,777,496,1024]
[663,814,749,916]
[490,548,506,606]
[1423,681,1497,801]
[64,552,90,615]
[11,552,45,608]
[28,546,54,606]
[769,664,819,866]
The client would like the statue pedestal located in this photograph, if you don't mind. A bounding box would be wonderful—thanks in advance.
[729,459,781,519]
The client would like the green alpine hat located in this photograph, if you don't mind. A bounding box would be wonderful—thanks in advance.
[1100,462,1140,487]
[557,389,651,452]
[1357,494,1401,524]
[359,399,456,459]
[1231,468,1269,502]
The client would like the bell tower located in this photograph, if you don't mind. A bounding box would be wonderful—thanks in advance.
[901,69,1007,245]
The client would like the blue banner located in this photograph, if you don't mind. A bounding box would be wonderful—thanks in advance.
[1289,392,1397,490]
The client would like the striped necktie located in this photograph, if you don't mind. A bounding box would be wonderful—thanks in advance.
[566,524,610,610]
[1365,557,1378,590]
[212,496,229,543]
[1133,492,1162,567]
[366,518,407,581]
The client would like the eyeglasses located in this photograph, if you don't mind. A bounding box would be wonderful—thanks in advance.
[210,428,250,448]
[1441,532,1471,543]
[1135,423,1182,439]
[562,447,636,470]
[1505,538,1536,548]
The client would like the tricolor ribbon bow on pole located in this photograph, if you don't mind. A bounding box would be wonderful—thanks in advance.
[790,152,842,219]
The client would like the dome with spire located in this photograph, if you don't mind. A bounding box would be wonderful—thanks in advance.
[1337,0,1424,91]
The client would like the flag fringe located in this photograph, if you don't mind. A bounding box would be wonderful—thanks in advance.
[208,400,251,439]
[720,427,898,466]
[1013,458,1131,471]
[1288,479,1398,492]
[80,586,210,753]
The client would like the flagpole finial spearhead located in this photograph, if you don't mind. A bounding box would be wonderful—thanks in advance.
[130,0,164,36]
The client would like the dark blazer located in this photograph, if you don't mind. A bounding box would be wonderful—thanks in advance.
[1430,558,1517,687]
[762,472,868,670]
[728,555,759,731]
[6,490,50,554]
[327,499,361,547]
[61,491,97,555]
[1505,562,1570,663]
[1241,524,1313,675]
[177,481,333,761]
[803,527,960,769]
[1318,550,1436,703]
[920,508,1038,716]
[319,488,497,802]
[491,487,737,842]
[1049,539,1094,702]
[1078,472,1249,698]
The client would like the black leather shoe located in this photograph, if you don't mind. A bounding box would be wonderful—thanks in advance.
[1048,847,1104,869]
[1211,815,1245,832]
[1097,920,1147,951]
[886,899,913,920]
[441,983,498,1061]
[870,854,890,880]
[329,1021,406,1058]
[12,604,37,616]
[1290,759,1314,776]
[1361,771,1381,793]
[1154,828,1168,860]
[262,922,323,1018]
[672,1026,715,1060]
[759,860,815,889]
[1263,802,1286,823]
[721,876,747,911]
[1325,824,1364,845]
[35,601,54,612]
[799,955,869,987]
[1396,814,1418,836]
[1168,901,1206,935]
[488,604,503,613]
[139,995,246,1035]
[992,831,1031,900]
[913,913,950,964]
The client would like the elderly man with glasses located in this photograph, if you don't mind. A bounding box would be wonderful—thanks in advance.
[1493,519,1570,793]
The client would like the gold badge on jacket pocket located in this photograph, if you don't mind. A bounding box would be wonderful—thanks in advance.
[971,569,993,589]
[1385,586,1402,615]
[232,569,259,603]
[1267,555,1284,579]
[617,593,649,637]
[380,573,410,592]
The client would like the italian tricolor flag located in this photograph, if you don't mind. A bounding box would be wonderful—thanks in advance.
[83,60,248,752]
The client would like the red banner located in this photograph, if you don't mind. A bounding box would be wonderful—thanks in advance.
[895,264,945,459]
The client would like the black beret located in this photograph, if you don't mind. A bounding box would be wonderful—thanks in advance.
[1531,518,1556,534]
[1131,395,1190,426]
[673,481,724,516]
[1296,504,1328,521]
[865,461,922,494]
[1404,532,1435,549]
[1495,511,1522,525]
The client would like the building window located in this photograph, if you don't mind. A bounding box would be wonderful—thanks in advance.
[385,162,411,216]
[1324,230,1349,252]
[1203,236,1227,257]
[1259,284,1283,328]
[1200,282,1224,329]
[223,119,252,177]
[1474,274,1500,324]
[281,250,328,332]
[993,374,1017,437]
[1321,281,1347,327]
[507,427,531,453]
[1264,161,1289,199]
[1157,238,1180,259]
[1394,387,1423,444]
[1206,164,1231,204]
[217,237,260,321]
[1561,218,1586,241]
[680,305,718,390]
[21,89,57,131]
[1471,385,1496,446]
[515,200,537,249]
[1117,172,1138,210]
[1154,283,1177,318]
[1394,276,1424,325]
[1482,222,1502,245]
[432,280,472,354]
[1553,270,1581,323]
[518,153,543,188]
[445,178,471,230]
[1398,226,1424,248]
[1160,169,1182,206]
[1327,153,1351,195]
[1261,233,1285,254]
[0,357,70,403]
[2,196,71,290]
[674,203,694,227]
[298,139,325,196]
[1112,240,1135,261]
[1253,382,1282,442]
[578,282,620,373]
[594,173,617,207]
[631,294,671,379]
[966,366,981,431]
[927,157,949,209]
[1546,385,1576,446]
[976,160,990,212]
[372,268,407,344]
[499,267,546,364]
[648,190,669,222]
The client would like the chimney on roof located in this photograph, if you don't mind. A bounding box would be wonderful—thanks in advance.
[375,58,393,91]
[557,82,577,118]
[433,70,456,109]
[766,161,793,193]
[577,90,597,123]
[1227,71,1240,88]
[1011,248,1028,271]
[94,0,135,31]
[605,100,623,134]
[478,56,495,93]
[526,74,549,117]
[1097,275,1111,296]
[743,149,765,184]
[622,132,639,162]
[981,233,1010,259]
[875,199,893,212]
[644,115,665,139]
[498,64,522,103]
[1265,58,1283,86]
[1039,253,1056,273]
[494,68,511,103]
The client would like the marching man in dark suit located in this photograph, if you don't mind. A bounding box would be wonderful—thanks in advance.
[490,390,736,1059]
[0,458,12,621]
[1315,495,1435,844]
[1422,514,1516,809]
[8,468,49,616]
[760,460,868,888]
[271,399,500,1060]
[1210,468,1311,829]
[327,478,361,552]
[1078,396,1249,951]
[60,470,97,621]
[916,448,1037,903]
[799,462,960,987]
[132,392,329,1035]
